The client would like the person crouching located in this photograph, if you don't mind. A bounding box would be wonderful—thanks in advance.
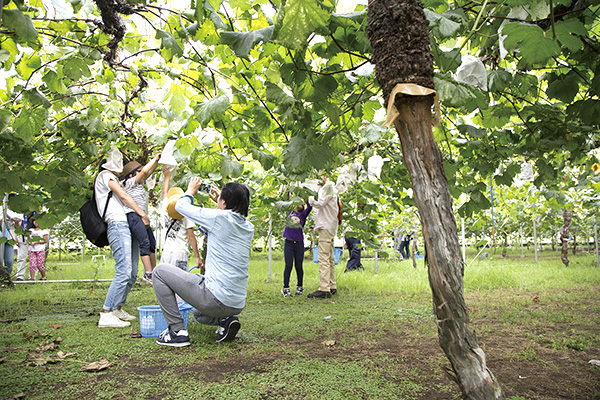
[152,178,254,346]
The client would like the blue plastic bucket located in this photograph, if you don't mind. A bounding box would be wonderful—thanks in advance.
[138,302,193,338]
[312,246,342,265]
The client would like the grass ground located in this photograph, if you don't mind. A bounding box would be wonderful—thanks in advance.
[0,247,599,399]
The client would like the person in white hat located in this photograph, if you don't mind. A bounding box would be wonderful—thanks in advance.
[95,145,151,328]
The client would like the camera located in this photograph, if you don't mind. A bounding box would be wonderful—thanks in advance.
[199,183,211,193]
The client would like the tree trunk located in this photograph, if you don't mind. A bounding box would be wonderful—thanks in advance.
[561,209,573,266]
[367,0,503,398]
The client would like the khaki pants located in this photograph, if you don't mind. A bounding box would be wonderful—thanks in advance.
[317,229,336,292]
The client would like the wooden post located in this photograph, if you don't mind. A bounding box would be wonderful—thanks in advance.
[462,218,466,263]
[533,218,537,263]
[595,223,599,267]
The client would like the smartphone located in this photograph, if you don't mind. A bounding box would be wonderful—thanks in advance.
[199,183,211,193]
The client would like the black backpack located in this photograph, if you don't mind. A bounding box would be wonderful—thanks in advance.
[80,188,113,247]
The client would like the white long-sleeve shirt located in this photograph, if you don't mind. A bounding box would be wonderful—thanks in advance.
[308,194,339,236]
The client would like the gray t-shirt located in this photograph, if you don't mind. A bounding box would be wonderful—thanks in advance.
[122,176,149,214]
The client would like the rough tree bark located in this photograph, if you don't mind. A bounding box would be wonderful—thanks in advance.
[367,0,503,398]
[560,208,573,267]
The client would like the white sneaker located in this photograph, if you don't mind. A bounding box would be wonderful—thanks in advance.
[113,308,136,321]
[98,312,131,328]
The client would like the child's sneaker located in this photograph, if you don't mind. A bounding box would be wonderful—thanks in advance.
[142,272,153,285]
[216,316,240,342]
[281,288,292,297]
[156,327,190,347]
[295,287,304,296]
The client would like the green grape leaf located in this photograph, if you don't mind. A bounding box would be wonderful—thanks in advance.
[546,71,581,103]
[42,70,68,93]
[554,19,586,53]
[62,57,91,81]
[2,9,40,47]
[282,136,334,172]
[0,109,14,133]
[220,26,274,58]
[271,0,331,51]
[156,30,184,61]
[502,23,560,68]
[194,95,230,127]
[14,108,46,141]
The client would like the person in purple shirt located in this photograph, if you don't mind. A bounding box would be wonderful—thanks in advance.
[281,200,312,297]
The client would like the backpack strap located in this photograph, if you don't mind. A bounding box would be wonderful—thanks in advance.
[102,191,113,221]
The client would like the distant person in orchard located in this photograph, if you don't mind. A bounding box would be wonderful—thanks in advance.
[96,145,150,328]
[343,236,363,272]
[152,177,254,347]
[281,198,312,297]
[307,176,339,299]
[27,217,49,281]
[120,153,162,284]
[160,166,202,272]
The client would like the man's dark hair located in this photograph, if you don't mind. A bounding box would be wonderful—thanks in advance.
[220,182,250,217]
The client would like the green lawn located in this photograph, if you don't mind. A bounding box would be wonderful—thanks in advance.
[1,248,599,399]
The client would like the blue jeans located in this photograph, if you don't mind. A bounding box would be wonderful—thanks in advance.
[103,221,139,311]
[2,244,14,276]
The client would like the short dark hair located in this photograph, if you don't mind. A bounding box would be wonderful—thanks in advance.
[220,182,250,217]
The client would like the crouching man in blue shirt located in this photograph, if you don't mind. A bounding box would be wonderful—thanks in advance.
[152,177,254,347]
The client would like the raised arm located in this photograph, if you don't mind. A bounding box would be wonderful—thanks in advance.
[135,153,161,184]
[162,166,171,200]
[187,227,202,267]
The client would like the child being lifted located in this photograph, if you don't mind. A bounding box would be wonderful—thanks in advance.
[121,153,161,284]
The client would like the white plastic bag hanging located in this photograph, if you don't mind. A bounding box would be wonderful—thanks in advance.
[159,140,178,167]
[368,154,386,180]
[520,162,534,181]
[455,55,488,91]
[102,144,123,174]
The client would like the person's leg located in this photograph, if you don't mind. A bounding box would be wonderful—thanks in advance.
[293,240,304,288]
[3,244,14,276]
[328,243,336,291]
[28,250,37,280]
[153,263,242,330]
[147,227,157,269]
[317,229,333,292]
[127,213,152,274]
[38,251,46,279]
[282,240,293,289]
[103,222,133,312]
[16,238,27,280]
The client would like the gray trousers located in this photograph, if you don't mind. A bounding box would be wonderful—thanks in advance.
[152,263,243,332]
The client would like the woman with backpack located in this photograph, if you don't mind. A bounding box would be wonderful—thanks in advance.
[95,145,151,328]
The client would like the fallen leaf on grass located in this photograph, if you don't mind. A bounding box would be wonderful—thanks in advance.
[50,324,63,329]
[56,351,77,359]
[323,340,336,347]
[0,357,7,363]
[23,330,51,339]
[129,330,142,338]
[468,307,478,312]
[10,393,25,399]
[533,296,540,303]
[26,349,47,366]
[81,359,111,372]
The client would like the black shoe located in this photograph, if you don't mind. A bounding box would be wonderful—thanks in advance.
[216,316,240,342]
[156,327,190,347]
[307,290,331,299]
[330,288,337,295]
